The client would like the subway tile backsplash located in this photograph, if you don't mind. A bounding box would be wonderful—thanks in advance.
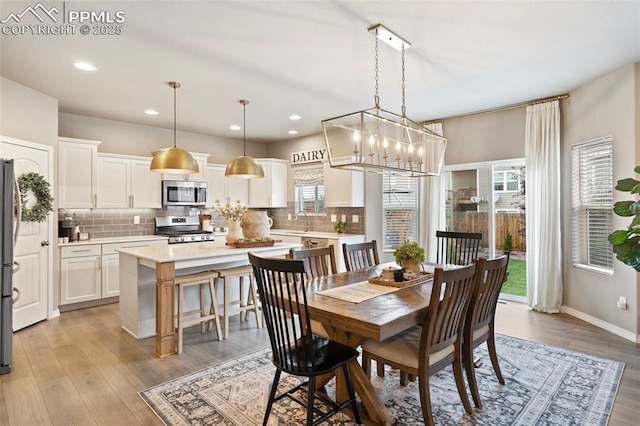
[59,203,364,239]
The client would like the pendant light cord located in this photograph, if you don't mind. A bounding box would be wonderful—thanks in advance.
[243,102,246,156]
[173,84,177,148]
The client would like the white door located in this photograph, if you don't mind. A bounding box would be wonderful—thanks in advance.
[0,136,52,331]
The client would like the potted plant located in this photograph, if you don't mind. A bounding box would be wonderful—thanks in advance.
[334,220,347,234]
[608,166,640,271]
[393,241,425,272]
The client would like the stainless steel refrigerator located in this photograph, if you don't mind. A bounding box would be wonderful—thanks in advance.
[1,159,21,375]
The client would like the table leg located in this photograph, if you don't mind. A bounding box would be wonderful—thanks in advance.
[155,261,176,357]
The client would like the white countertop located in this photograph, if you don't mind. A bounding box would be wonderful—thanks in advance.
[270,229,364,239]
[116,240,300,263]
[58,235,169,247]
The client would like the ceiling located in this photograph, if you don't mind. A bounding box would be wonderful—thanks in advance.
[2,1,639,143]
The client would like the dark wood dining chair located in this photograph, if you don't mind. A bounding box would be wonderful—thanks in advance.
[342,240,380,271]
[361,264,478,425]
[463,255,509,409]
[435,230,482,265]
[248,253,361,426]
[289,245,337,278]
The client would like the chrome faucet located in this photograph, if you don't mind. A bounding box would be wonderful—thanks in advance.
[295,210,310,232]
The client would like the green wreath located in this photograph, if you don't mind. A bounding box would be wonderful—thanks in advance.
[17,172,54,223]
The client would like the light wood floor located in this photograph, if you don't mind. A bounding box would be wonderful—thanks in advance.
[0,301,638,425]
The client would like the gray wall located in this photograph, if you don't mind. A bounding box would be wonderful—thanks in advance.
[59,112,267,162]
[1,77,60,314]
[562,63,639,335]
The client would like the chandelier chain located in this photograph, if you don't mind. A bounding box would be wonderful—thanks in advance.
[401,44,406,118]
[374,36,379,107]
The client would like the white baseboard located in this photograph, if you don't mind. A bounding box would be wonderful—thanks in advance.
[560,305,640,344]
[48,309,60,320]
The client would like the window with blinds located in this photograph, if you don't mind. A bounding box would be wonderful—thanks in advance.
[294,167,325,215]
[383,175,419,251]
[571,137,613,272]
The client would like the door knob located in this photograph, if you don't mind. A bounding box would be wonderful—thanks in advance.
[41,240,50,246]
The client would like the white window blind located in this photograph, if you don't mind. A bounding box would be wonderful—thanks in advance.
[294,168,325,214]
[571,137,613,271]
[383,175,419,251]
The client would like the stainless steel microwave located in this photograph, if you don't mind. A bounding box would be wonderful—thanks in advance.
[162,180,207,206]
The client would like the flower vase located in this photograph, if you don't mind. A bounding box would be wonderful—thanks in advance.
[226,220,243,244]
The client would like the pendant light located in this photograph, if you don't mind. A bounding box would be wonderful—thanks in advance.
[150,82,199,174]
[225,99,265,179]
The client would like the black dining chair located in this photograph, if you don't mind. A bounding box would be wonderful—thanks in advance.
[342,240,380,271]
[435,230,482,265]
[248,252,361,426]
[463,255,509,408]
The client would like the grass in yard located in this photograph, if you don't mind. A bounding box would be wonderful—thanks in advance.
[502,258,527,297]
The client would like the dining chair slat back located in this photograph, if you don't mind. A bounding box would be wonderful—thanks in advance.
[289,245,337,278]
[361,263,478,425]
[435,231,482,265]
[464,255,509,409]
[342,240,380,272]
[248,253,360,426]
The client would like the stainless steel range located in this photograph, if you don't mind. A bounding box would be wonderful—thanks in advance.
[155,216,215,244]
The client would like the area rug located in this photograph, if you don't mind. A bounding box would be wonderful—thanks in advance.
[139,334,624,425]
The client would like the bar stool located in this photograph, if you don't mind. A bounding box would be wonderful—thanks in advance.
[211,265,262,339]
[175,270,222,353]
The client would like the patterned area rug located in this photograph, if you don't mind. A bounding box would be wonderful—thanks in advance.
[139,334,624,425]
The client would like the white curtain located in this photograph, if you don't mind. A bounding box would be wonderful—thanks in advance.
[525,100,563,313]
[420,122,447,262]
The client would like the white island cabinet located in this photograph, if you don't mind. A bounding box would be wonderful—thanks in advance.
[117,240,301,348]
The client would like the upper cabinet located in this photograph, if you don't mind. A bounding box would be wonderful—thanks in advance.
[248,158,287,208]
[205,164,249,207]
[324,157,364,207]
[161,152,209,182]
[58,137,101,209]
[97,154,161,209]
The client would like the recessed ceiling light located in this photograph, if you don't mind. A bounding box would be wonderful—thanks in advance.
[288,130,299,135]
[144,109,159,115]
[74,62,97,71]
[289,115,301,120]
[230,125,241,131]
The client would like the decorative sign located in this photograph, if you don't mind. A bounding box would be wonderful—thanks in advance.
[290,149,327,165]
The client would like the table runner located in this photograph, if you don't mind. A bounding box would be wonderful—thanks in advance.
[316,280,399,303]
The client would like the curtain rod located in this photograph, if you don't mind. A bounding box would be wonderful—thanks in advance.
[423,93,569,125]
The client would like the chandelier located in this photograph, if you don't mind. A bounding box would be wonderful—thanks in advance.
[322,24,447,177]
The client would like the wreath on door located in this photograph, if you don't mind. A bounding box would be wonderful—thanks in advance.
[17,172,54,223]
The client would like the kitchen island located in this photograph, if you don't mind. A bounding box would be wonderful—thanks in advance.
[117,240,300,357]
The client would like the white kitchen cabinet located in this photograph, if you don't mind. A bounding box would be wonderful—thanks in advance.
[324,157,364,207]
[60,245,102,304]
[58,137,101,208]
[161,152,209,182]
[96,154,161,209]
[248,158,287,208]
[60,238,168,306]
[205,164,249,206]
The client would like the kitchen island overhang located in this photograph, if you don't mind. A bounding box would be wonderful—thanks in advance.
[117,240,301,357]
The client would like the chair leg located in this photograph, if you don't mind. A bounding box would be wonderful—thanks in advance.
[400,371,409,387]
[343,364,361,424]
[307,375,315,426]
[418,371,435,426]
[239,276,246,323]
[199,283,206,333]
[223,277,229,339]
[177,284,184,354]
[362,351,371,377]
[263,370,281,426]
[464,342,482,409]
[376,360,385,378]
[452,356,473,415]
[487,329,505,385]
[208,278,222,341]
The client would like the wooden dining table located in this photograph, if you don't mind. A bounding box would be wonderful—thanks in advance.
[288,263,434,426]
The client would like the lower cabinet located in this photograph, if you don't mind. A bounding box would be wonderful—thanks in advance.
[60,239,167,307]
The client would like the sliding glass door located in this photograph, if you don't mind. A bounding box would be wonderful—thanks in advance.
[444,159,526,302]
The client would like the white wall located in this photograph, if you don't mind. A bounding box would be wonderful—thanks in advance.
[562,63,639,336]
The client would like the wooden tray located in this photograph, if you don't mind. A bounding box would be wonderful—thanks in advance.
[229,240,276,248]
[368,271,433,288]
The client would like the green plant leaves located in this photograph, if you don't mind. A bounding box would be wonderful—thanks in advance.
[615,178,640,192]
[613,201,634,216]
[608,230,630,246]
